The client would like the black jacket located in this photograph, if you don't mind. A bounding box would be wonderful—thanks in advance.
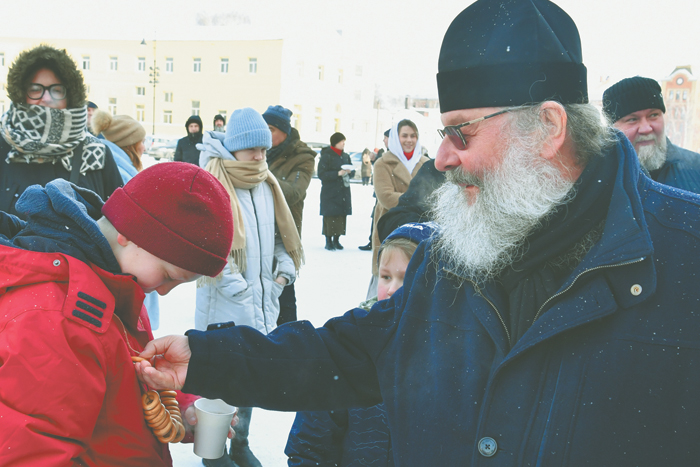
[0,137,123,218]
[318,147,354,217]
[174,134,202,165]
[377,159,444,242]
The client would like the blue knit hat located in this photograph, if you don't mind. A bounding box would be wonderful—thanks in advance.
[224,108,272,153]
[384,222,437,246]
[262,105,293,135]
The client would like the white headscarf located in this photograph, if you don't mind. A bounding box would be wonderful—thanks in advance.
[387,121,422,175]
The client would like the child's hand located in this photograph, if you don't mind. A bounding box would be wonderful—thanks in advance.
[184,405,238,439]
[274,276,288,286]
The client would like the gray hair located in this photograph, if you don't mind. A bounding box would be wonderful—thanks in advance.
[507,103,616,166]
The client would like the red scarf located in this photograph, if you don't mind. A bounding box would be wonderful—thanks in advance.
[404,149,414,160]
[331,147,343,156]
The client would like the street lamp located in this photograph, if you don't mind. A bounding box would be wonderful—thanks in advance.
[142,38,159,136]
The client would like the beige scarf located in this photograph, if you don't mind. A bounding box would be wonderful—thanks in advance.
[205,157,304,274]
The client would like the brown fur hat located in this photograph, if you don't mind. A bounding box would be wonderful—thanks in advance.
[6,44,86,108]
[91,110,146,148]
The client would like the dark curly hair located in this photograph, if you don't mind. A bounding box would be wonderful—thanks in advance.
[6,44,86,108]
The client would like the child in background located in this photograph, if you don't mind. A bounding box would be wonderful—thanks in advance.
[0,162,234,466]
[284,222,435,467]
[195,107,303,467]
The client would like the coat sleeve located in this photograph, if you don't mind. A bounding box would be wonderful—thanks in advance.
[0,309,107,465]
[317,152,341,182]
[174,140,183,162]
[276,148,315,207]
[285,410,346,467]
[273,232,296,285]
[100,146,125,200]
[373,160,402,210]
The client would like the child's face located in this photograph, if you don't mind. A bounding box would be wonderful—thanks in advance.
[118,241,201,295]
[234,147,267,162]
[377,249,410,301]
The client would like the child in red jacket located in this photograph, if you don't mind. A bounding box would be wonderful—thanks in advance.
[0,162,233,466]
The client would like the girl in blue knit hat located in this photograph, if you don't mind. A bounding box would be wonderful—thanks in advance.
[285,223,435,467]
[194,107,304,467]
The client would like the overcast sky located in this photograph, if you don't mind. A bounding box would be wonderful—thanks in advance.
[3,0,698,99]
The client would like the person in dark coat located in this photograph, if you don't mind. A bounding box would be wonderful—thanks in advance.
[174,115,203,165]
[0,45,123,217]
[139,1,700,464]
[603,76,700,194]
[376,159,445,243]
[359,129,391,251]
[318,132,354,251]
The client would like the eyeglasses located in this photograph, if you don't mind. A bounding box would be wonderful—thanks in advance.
[437,108,513,150]
[26,83,67,101]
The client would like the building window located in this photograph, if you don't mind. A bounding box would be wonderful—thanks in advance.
[355,65,363,77]
[220,58,229,74]
[136,86,145,96]
[318,66,324,81]
[109,56,118,71]
[334,118,341,132]
[192,100,200,116]
[338,69,343,84]
[80,55,89,71]
[165,58,173,73]
[164,92,173,103]
[249,58,257,74]
[163,110,172,124]
[676,91,681,101]
[108,98,117,115]
[0,53,4,67]
[315,107,322,132]
[137,57,146,72]
[86,85,90,94]
[668,90,674,100]
[135,105,145,122]
[683,90,688,100]
[193,58,201,73]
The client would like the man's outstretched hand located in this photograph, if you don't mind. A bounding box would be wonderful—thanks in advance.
[135,335,191,390]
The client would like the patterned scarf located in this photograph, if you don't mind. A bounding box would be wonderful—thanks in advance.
[1,103,105,173]
[204,157,304,274]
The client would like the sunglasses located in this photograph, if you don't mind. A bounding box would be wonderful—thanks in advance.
[437,109,513,150]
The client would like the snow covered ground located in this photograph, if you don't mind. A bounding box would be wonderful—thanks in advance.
[154,177,378,466]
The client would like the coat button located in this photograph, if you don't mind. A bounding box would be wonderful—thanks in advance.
[630,284,642,296]
[478,437,497,457]
[53,259,61,267]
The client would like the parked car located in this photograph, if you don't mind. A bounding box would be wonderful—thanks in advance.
[147,138,178,161]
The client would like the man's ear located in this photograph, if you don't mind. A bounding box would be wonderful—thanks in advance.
[539,101,568,161]
[116,233,131,248]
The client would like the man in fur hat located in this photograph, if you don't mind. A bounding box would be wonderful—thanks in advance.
[174,115,204,165]
[0,45,123,216]
[138,1,700,464]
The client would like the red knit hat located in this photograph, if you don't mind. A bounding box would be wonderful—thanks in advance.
[102,162,233,277]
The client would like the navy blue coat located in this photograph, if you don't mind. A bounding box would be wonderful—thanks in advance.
[649,138,700,195]
[183,135,700,466]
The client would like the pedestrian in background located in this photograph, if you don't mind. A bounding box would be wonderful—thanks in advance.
[196,107,303,467]
[361,148,373,185]
[0,45,122,217]
[262,105,317,325]
[318,132,354,251]
[174,115,203,165]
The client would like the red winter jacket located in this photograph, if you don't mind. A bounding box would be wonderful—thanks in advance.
[0,245,194,466]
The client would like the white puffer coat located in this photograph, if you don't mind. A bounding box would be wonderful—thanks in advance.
[195,132,296,334]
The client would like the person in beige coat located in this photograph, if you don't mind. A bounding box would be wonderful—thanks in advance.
[361,148,373,185]
[369,119,429,296]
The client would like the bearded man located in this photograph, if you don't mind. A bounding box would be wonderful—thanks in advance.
[603,76,700,193]
[136,1,700,465]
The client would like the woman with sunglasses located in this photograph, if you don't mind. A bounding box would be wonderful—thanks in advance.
[0,45,122,217]
[368,119,429,297]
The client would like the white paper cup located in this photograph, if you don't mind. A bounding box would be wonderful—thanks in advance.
[193,398,237,459]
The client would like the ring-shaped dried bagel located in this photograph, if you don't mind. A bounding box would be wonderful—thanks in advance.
[144,403,165,417]
[172,422,186,443]
[148,408,168,427]
[160,390,178,398]
[153,416,174,437]
[151,411,172,431]
[169,413,183,424]
[142,391,161,411]
[162,424,180,443]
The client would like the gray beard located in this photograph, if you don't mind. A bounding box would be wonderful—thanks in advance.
[635,136,667,172]
[430,132,576,284]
